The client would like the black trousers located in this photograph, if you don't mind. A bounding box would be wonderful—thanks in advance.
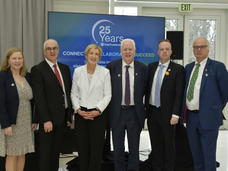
[147,105,175,171]
[38,123,65,171]
[76,108,107,171]
[0,157,5,171]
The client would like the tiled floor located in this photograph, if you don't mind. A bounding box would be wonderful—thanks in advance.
[59,130,228,171]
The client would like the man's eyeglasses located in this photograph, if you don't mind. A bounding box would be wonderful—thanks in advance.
[193,45,208,50]
[46,47,58,51]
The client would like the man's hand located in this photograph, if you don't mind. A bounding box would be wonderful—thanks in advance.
[44,121,53,133]
[170,117,179,125]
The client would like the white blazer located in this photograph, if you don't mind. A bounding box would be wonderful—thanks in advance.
[71,64,111,113]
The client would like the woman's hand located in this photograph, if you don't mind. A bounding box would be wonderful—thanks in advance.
[4,127,13,136]
[76,109,100,120]
[77,109,88,117]
[86,110,100,120]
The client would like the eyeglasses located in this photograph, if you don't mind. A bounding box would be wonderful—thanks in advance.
[45,47,58,51]
[193,45,208,50]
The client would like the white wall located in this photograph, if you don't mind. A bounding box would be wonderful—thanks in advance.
[53,0,109,14]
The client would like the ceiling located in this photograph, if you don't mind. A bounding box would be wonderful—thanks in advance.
[116,0,228,3]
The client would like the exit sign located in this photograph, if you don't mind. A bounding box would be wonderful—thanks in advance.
[179,4,193,12]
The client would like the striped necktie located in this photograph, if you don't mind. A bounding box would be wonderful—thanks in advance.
[187,63,200,101]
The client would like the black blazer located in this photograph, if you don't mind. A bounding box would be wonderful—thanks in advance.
[0,71,35,129]
[106,59,147,129]
[31,60,72,125]
[145,61,184,121]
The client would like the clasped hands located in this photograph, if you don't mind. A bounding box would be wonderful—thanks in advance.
[76,109,100,120]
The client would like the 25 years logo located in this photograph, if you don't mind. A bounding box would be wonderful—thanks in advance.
[92,19,124,46]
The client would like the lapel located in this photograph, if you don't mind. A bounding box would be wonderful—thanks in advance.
[134,61,138,91]
[116,60,122,93]
[186,62,195,89]
[200,58,211,95]
[58,62,68,91]
[43,61,63,91]
[149,62,159,89]
[6,71,16,90]
[161,61,173,87]
[79,65,90,93]
[88,65,100,93]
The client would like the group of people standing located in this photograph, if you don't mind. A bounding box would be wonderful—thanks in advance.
[0,37,227,171]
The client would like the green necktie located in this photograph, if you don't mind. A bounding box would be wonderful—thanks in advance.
[187,63,200,102]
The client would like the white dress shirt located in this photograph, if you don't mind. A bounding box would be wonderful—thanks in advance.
[71,64,112,113]
[121,60,135,105]
[45,58,68,108]
[150,60,170,105]
[186,57,208,110]
[149,60,179,118]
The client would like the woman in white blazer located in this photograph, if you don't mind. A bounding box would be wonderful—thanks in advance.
[71,44,111,171]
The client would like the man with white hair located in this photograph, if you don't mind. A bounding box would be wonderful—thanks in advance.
[107,38,147,171]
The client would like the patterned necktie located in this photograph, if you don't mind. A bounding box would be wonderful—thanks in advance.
[154,64,165,107]
[187,63,200,102]
[53,64,63,87]
[125,65,130,105]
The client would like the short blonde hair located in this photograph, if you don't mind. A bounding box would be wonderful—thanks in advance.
[84,44,102,59]
[0,48,27,76]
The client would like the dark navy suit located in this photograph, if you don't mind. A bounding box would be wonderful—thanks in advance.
[0,71,35,129]
[183,58,228,171]
[107,59,147,171]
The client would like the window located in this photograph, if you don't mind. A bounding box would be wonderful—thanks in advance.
[114,6,137,15]
[187,19,216,62]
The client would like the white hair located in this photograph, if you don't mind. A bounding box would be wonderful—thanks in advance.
[193,37,210,47]
[120,38,136,50]
[43,39,59,50]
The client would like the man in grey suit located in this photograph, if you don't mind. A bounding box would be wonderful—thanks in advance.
[107,38,147,171]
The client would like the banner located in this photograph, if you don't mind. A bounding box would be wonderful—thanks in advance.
[48,12,165,74]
